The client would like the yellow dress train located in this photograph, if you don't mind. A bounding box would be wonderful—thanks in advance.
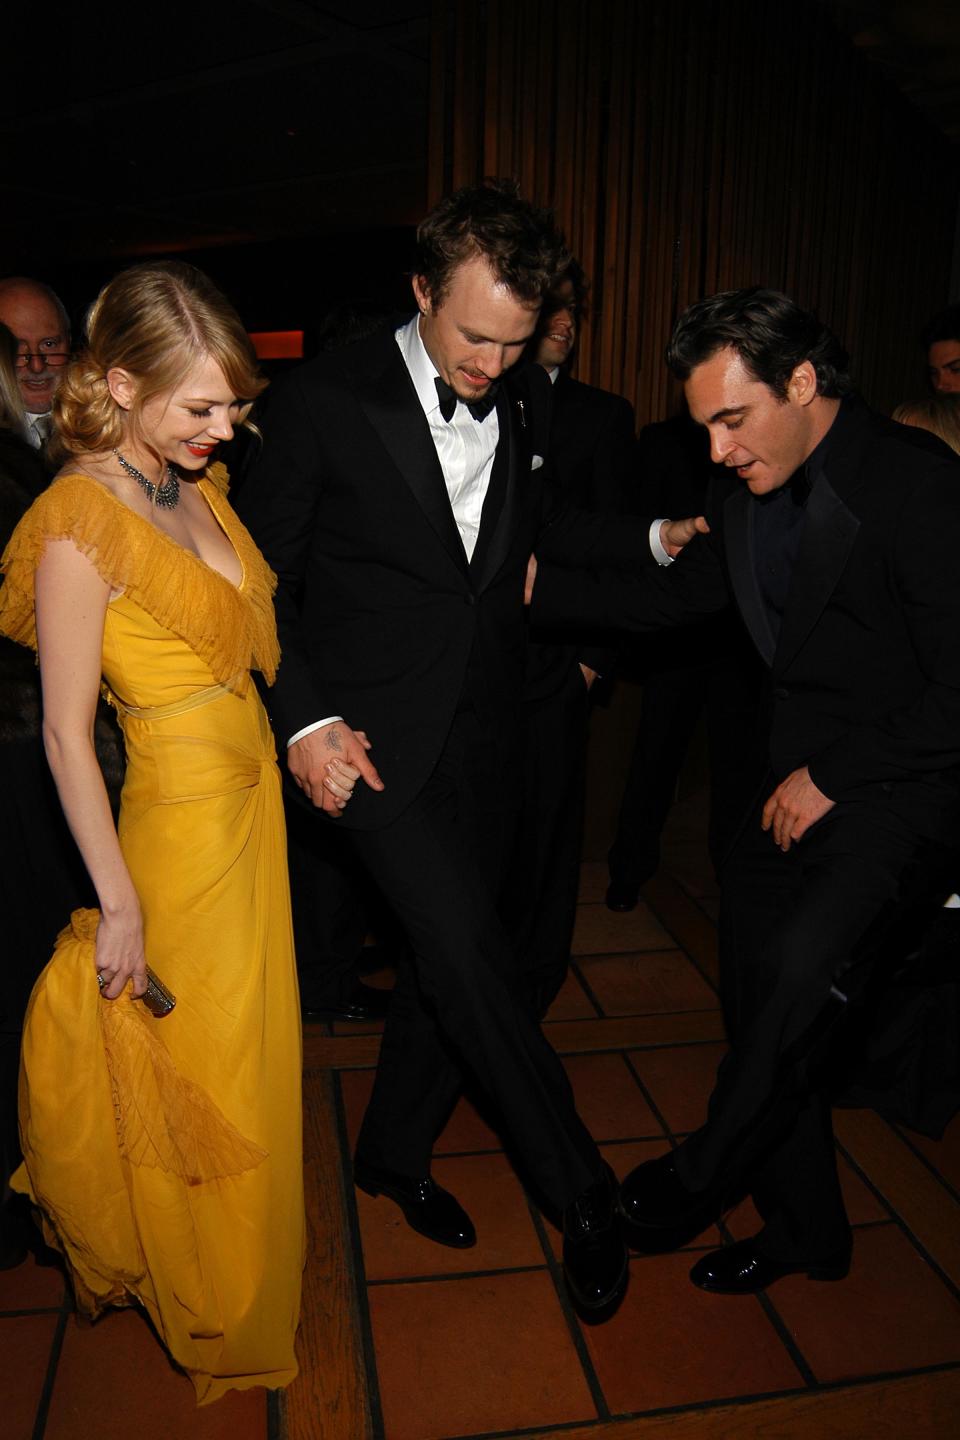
[0,466,305,1404]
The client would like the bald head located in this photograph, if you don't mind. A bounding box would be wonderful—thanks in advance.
[0,277,71,415]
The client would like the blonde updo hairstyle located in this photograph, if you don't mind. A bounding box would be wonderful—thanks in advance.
[54,261,267,458]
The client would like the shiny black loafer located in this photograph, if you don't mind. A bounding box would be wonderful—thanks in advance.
[689,1236,851,1294]
[563,1169,629,1314]
[353,1158,476,1248]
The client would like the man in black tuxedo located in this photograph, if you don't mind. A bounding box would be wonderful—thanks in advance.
[505,259,637,1016]
[239,184,699,1313]
[531,288,960,1293]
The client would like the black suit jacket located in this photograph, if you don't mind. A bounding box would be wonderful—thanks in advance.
[523,369,636,700]
[533,396,960,842]
[238,325,649,830]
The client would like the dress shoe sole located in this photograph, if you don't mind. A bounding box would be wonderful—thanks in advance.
[355,1176,476,1249]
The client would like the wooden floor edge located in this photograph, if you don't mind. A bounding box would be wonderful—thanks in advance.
[507,1366,960,1439]
[283,1069,374,1440]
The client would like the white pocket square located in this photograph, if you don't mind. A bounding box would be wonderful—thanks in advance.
[531,454,544,470]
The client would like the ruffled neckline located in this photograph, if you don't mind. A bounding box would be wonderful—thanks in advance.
[0,462,279,688]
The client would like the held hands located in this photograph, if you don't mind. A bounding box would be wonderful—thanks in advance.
[95,906,148,1000]
[659,515,710,559]
[288,721,384,817]
[762,766,835,852]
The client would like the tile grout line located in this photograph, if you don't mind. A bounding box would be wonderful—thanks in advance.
[567,957,607,1019]
[333,1071,387,1440]
[366,1263,551,1289]
[834,1135,960,1306]
[524,1196,612,1427]
[890,1120,960,1207]
[621,1051,680,1145]
[30,1288,71,1440]
[641,883,722,1001]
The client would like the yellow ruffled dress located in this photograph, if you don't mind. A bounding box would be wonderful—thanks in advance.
[0,466,304,1404]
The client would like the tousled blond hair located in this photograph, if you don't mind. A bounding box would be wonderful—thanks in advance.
[0,323,27,434]
[55,261,266,457]
[893,395,960,457]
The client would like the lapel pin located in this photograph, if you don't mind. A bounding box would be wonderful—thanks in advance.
[517,399,526,430]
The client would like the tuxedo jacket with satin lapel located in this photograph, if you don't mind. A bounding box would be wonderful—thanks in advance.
[238,324,645,830]
[523,369,636,700]
[533,396,960,842]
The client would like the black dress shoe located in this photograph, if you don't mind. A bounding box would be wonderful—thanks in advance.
[353,1158,476,1248]
[689,1235,851,1294]
[617,1150,715,1235]
[302,979,392,1024]
[605,880,640,913]
[562,1169,629,1314]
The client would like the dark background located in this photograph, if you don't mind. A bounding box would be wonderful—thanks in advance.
[3,1,960,399]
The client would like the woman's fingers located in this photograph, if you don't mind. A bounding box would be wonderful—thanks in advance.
[322,758,360,803]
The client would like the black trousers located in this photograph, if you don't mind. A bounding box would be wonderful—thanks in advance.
[608,648,763,887]
[503,663,590,1016]
[285,793,368,1010]
[349,706,601,1211]
[676,791,937,1261]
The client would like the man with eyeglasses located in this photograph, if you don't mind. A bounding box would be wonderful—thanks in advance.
[0,277,71,458]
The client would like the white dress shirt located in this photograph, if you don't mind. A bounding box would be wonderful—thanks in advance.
[395,313,499,562]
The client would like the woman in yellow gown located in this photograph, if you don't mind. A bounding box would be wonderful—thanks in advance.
[0,263,338,1403]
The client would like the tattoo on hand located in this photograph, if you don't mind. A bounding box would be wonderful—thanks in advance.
[324,727,343,753]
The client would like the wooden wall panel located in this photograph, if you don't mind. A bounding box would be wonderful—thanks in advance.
[428,0,958,421]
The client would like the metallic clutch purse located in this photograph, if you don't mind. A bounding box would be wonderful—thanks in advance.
[97,965,176,1017]
[137,967,177,1018]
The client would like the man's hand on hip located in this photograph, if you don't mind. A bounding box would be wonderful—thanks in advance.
[762,766,834,852]
[288,721,384,816]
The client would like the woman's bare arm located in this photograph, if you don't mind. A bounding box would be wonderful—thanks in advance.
[35,538,146,999]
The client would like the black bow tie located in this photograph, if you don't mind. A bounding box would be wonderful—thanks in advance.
[434,375,499,423]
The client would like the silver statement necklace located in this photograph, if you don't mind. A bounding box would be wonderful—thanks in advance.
[113,448,181,510]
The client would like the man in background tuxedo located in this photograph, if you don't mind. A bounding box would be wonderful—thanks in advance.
[605,414,763,911]
[238,183,700,1314]
[506,259,637,1016]
[0,278,71,470]
[531,288,960,1293]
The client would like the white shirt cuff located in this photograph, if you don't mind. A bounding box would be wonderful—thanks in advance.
[287,717,344,747]
[649,518,674,566]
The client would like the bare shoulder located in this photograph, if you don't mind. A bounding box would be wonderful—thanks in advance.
[55,452,124,501]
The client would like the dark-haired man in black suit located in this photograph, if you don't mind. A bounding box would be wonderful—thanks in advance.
[239,183,702,1315]
[531,288,960,1294]
[506,260,637,1016]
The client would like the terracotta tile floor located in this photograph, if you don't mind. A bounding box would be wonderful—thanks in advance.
[4,792,960,1438]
